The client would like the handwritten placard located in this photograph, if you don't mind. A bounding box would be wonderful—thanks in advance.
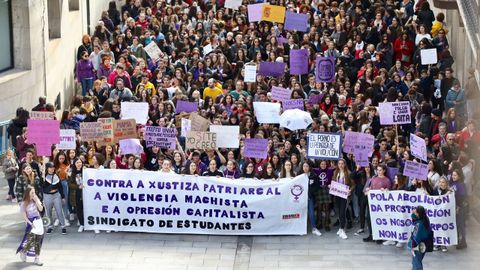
[378,101,411,125]
[186,131,217,150]
[57,129,76,150]
[30,111,55,120]
[282,99,304,111]
[144,126,177,149]
[113,119,137,142]
[80,122,103,142]
[307,132,342,160]
[329,181,350,199]
[244,138,268,159]
[271,86,292,102]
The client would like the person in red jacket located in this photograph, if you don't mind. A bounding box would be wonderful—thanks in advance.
[394,32,414,67]
[457,120,480,151]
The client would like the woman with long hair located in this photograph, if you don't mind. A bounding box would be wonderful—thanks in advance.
[303,161,322,236]
[16,186,44,265]
[408,205,431,270]
[69,158,85,232]
[54,151,71,226]
[16,163,43,203]
[43,162,67,235]
[3,149,19,202]
[450,169,468,249]
[332,159,354,240]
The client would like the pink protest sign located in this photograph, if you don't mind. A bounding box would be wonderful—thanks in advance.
[343,131,374,157]
[271,86,292,102]
[329,181,349,199]
[282,99,304,111]
[27,120,60,144]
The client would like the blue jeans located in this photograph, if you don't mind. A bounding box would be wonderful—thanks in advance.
[308,198,317,228]
[61,180,70,218]
[81,78,93,96]
[412,251,425,270]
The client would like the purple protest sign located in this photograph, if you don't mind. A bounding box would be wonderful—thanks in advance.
[119,139,144,155]
[284,11,308,32]
[277,36,287,44]
[386,166,399,184]
[27,119,60,144]
[282,99,304,111]
[354,151,370,167]
[378,101,411,125]
[329,181,349,199]
[244,138,268,159]
[403,160,428,180]
[271,86,292,102]
[315,56,335,83]
[247,3,264,22]
[307,93,324,105]
[176,100,198,113]
[144,126,177,149]
[258,62,286,77]
[343,131,375,157]
[36,143,52,156]
[289,49,309,75]
[410,133,427,162]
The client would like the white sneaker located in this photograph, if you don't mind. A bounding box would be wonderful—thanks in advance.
[54,219,60,227]
[11,198,18,203]
[312,228,322,236]
[336,228,342,235]
[34,257,43,266]
[396,242,404,248]
[383,240,396,246]
[77,225,84,233]
[94,230,100,234]
[339,230,348,240]
[69,213,75,221]
[19,252,26,262]
[64,219,71,227]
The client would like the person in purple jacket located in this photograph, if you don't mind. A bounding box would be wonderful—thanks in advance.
[450,169,468,249]
[76,52,96,96]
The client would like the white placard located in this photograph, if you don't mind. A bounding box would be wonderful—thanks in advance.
[203,44,213,55]
[307,132,342,160]
[420,48,438,65]
[224,0,243,10]
[83,169,308,235]
[209,125,240,148]
[56,129,76,150]
[329,181,350,199]
[144,42,163,62]
[410,133,428,162]
[244,64,257,83]
[253,102,281,124]
[121,102,149,124]
[181,118,192,137]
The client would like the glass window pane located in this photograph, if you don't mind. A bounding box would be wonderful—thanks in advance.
[0,0,13,71]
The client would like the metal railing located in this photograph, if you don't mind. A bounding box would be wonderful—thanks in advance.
[0,120,11,156]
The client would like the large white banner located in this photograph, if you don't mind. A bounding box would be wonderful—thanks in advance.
[368,190,457,245]
[83,169,308,235]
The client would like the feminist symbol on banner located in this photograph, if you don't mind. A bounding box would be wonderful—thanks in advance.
[290,185,304,202]
[315,57,335,83]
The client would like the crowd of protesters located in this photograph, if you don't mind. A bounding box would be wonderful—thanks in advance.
[4,0,480,265]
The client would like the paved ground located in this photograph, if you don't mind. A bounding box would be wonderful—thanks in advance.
[0,177,478,270]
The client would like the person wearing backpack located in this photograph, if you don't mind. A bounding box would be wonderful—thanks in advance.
[408,205,432,270]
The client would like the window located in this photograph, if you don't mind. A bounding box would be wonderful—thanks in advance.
[48,0,62,39]
[0,0,13,72]
[69,0,79,11]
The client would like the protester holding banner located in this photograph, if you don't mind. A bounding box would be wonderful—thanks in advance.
[331,159,353,240]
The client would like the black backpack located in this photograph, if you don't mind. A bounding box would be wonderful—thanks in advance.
[424,230,434,252]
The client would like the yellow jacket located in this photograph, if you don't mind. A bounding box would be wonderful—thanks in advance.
[431,21,448,37]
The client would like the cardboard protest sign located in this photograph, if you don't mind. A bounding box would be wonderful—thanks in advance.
[175,113,191,128]
[186,131,217,149]
[224,0,242,10]
[121,102,149,124]
[284,11,308,32]
[144,126,177,149]
[181,118,191,137]
[119,139,143,155]
[247,3,264,22]
[176,100,198,113]
[271,86,292,102]
[307,132,342,160]
[113,119,137,142]
[410,133,428,162]
[244,138,268,159]
[329,181,350,199]
[144,41,163,62]
[27,120,60,145]
[289,49,309,75]
[261,4,286,23]
[57,129,76,150]
[420,48,438,65]
[253,102,281,124]
[258,62,286,77]
[315,56,335,83]
[378,101,411,125]
[97,118,115,146]
[189,112,210,131]
[244,64,257,82]
[403,160,428,180]
[30,111,54,120]
[282,99,304,111]
[343,131,375,157]
[80,122,103,142]
[209,125,240,148]
[368,190,457,245]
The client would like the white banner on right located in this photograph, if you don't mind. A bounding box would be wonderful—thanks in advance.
[368,190,457,246]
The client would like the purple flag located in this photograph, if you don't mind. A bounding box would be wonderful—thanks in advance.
[282,99,304,111]
[244,138,268,159]
[403,160,429,180]
[271,86,292,102]
[386,167,400,184]
[307,93,324,105]
[144,126,177,149]
[176,100,198,113]
[378,101,411,125]
[289,49,309,75]
[315,56,335,83]
[284,11,308,32]
[259,62,286,77]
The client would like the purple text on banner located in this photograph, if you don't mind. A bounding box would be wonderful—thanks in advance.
[247,3,264,22]
[282,99,304,111]
[176,100,198,113]
[386,166,400,184]
[378,101,411,125]
[284,11,308,32]
[410,133,428,162]
[315,56,335,83]
[354,151,370,167]
[258,62,286,77]
[27,119,60,144]
[244,138,268,159]
[403,160,429,180]
[271,86,292,102]
[289,49,309,75]
[307,93,324,105]
[343,131,375,157]
[119,139,144,155]
[144,126,177,149]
